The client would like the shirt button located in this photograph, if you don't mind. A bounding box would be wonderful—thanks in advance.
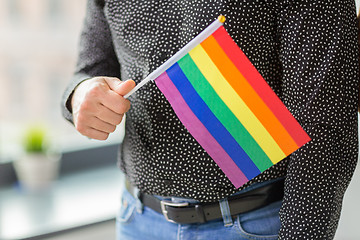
[159,52,168,63]
[156,113,165,122]
[163,179,171,185]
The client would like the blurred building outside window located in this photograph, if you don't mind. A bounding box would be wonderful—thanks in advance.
[0,0,124,163]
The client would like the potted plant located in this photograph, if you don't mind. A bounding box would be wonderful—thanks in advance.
[13,124,61,191]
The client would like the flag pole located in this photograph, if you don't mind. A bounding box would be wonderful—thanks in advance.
[124,15,226,99]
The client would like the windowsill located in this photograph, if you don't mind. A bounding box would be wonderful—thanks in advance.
[0,118,125,165]
[0,166,123,240]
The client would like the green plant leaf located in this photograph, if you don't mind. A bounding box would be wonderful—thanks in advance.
[23,126,47,153]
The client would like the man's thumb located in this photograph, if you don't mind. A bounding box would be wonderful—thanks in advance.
[105,78,136,96]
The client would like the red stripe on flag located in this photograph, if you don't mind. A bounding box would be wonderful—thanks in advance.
[201,36,299,156]
[212,26,310,147]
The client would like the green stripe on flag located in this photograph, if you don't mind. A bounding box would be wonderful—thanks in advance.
[178,54,273,171]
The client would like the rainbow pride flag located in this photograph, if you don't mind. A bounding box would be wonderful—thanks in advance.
[125,16,311,188]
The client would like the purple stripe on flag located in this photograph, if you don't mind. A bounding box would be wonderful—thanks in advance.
[155,71,248,188]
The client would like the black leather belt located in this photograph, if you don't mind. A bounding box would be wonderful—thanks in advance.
[126,179,284,224]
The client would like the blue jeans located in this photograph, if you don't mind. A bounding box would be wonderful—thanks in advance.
[116,180,282,240]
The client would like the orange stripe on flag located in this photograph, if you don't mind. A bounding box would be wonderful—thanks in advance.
[201,36,299,156]
[212,26,310,148]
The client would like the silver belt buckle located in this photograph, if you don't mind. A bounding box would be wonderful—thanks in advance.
[160,200,189,223]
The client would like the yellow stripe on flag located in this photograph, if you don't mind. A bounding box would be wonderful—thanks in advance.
[189,45,286,163]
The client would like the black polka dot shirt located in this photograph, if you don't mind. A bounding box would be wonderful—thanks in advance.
[62,0,359,239]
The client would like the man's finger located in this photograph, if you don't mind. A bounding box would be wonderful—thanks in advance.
[105,78,136,96]
[103,77,122,93]
[100,92,131,115]
[97,106,124,125]
[85,128,110,140]
[90,116,117,133]
[116,79,136,96]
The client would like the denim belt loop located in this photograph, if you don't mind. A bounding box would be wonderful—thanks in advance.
[133,187,144,214]
[219,198,233,227]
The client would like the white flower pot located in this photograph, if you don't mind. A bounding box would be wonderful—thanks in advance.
[13,153,61,191]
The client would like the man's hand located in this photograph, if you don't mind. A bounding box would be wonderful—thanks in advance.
[71,77,136,140]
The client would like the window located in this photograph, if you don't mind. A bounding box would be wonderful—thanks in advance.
[0,0,123,163]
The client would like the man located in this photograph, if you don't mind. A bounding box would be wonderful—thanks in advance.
[62,1,359,239]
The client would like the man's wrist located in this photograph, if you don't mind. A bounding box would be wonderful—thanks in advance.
[67,78,92,113]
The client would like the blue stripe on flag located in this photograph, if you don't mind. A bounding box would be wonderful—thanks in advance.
[166,63,261,179]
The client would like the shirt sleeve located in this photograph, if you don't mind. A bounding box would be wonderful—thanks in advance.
[278,1,359,239]
[357,12,360,112]
[61,0,120,123]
